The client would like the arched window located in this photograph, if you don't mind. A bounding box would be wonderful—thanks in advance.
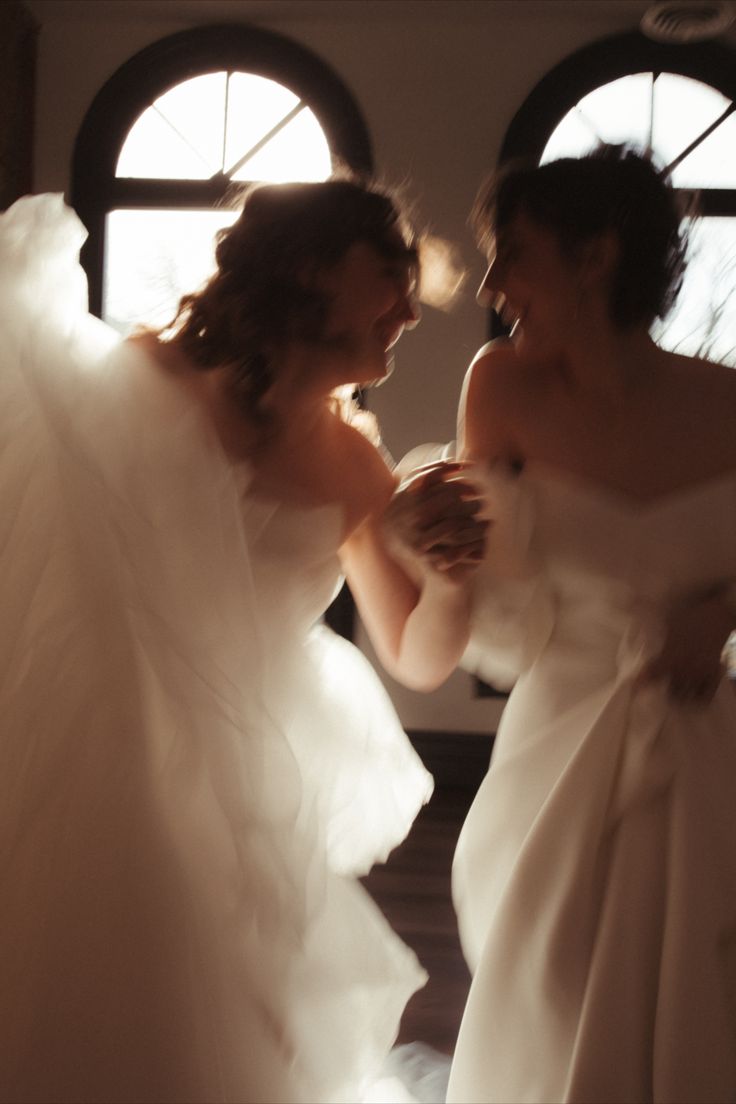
[498,30,736,364]
[71,23,372,328]
[71,24,370,642]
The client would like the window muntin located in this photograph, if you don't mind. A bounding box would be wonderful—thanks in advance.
[116,71,331,183]
[541,72,736,188]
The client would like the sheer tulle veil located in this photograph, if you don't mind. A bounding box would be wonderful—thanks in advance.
[0,195,430,1103]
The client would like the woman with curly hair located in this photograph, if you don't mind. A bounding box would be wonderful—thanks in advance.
[0,176,445,1104]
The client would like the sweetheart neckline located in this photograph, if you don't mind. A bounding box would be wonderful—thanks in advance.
[520,460,736,514]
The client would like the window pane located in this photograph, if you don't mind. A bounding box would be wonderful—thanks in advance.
[540,107,601,162]
[103,208,238,333]
[116,70,331,183]
[541,74,651,162]
[231,107,331,182]
[224,73,301,172]
[652,74,735,187]
[117,73,227,179]
[653,216,736,366]
[541,72,736,189]
[669,110,736,189]
[575,73,652,149]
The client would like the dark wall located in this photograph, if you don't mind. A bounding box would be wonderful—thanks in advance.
[0,1,37,209]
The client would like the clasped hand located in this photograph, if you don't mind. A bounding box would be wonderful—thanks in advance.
[382,461,489,582]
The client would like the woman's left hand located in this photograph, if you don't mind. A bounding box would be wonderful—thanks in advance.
[639,589,734,704]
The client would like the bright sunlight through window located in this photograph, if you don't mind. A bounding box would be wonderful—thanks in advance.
[541,73,736,366]
[104,71,332,333]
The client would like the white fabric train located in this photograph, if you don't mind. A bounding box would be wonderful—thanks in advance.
[0,195,432,1104]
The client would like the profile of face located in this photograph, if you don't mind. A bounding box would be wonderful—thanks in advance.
[311,237,420,387]
[476,211,588,357]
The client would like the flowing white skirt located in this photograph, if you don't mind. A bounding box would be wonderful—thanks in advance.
[0,194,432,1103]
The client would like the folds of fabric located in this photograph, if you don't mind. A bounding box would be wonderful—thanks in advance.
[447,465,736,1104]
[0,195,430,1104]
[460,466,555,691]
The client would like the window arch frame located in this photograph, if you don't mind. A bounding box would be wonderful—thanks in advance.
[499,29,736,217]
[71,22,374,316]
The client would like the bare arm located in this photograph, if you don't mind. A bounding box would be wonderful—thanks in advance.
[341,512,473,690]
[341,350,510,691]
[334,429,446,690]
[341,466,482,691]
[341,341,524,691]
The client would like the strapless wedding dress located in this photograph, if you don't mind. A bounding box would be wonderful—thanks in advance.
[451,463,736,1104]
[0,194,432,1103]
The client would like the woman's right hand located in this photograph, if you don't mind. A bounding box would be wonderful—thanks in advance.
[381,461,489,582]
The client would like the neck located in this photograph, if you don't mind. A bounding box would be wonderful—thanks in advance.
[260,345,346,448]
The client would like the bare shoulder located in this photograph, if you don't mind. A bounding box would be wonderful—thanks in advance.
[336,419,397,537]
[466,336,520,380]
[458,338,533,462]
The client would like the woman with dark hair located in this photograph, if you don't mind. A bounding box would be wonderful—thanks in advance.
[0,177,438,1103]
[375,146,736,1102]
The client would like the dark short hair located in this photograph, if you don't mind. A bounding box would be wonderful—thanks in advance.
[471,144,690,330]
[162,175,418,419]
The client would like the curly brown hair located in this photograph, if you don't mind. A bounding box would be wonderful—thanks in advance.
[471,144,690,330]
[160,176,418,422]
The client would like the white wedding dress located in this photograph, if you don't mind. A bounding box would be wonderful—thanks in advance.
[451,463,736,1104]
[0,194,433,1104]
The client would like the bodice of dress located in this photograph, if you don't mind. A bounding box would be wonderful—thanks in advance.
[451,464,736,1104]
[528,462,735,600]
[241,494,345,641]
[466,462,736,687]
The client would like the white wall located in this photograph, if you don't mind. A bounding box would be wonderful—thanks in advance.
[26,0,733,732]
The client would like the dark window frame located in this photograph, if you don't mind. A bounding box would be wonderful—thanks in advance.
[500,29,736,217]
[71,22,373,316]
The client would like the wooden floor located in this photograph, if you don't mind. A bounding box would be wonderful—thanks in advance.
[361,731,493,1056]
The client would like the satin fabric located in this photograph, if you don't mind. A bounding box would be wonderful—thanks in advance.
[450,463,736,1104]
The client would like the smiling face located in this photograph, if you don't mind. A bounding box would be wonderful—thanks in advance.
[316,238,420,387]
[477,211,585,357]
